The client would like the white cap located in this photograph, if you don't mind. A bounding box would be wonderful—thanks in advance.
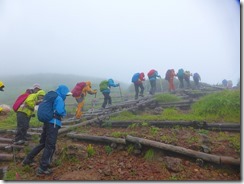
[66,92,72,96]
[33,83,41,89]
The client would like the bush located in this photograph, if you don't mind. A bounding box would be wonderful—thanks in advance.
[192,90,240,122]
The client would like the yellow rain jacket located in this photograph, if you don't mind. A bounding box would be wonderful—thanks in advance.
[18,90,46,117]
[81,81,97,96]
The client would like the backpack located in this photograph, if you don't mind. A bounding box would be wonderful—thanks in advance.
[37,91,58,122]
[12,92,30,112]
[193,73,200,80]
[147,69,156,77]
[165,69,171,81]
[177,69,184,78]
[131,73,140,83]
[71,82,86,97]
[99,80,109,92]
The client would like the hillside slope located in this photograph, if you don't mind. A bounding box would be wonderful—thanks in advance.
[0,73,129,105]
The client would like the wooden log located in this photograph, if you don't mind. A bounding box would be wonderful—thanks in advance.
[126,135,240,166]
[5,130,41,136]
[0,137,13,143]
[0,153,13,161]
[0,143,24,150]
[67,133,126,145]
[102,121,240,131]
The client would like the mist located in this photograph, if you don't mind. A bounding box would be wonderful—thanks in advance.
[0,0,241,85]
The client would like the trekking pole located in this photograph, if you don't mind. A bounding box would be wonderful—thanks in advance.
[118,85,123,101]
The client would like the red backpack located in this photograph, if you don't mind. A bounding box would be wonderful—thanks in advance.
[71,82,86,97]
[12,92,30,112]
[147,69,156,77]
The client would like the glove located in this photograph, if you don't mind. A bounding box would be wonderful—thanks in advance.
[117,83,120,87]
[159,75,161,78]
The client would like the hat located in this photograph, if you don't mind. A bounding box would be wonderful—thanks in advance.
[33,83,41,89]
[66,92,72,96]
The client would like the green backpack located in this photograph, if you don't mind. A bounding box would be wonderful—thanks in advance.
[99,80,109,92]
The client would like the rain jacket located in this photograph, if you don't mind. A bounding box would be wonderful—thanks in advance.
[132,73,145,85]
[81,81,97,96]
[18,90,46,117]
[49,85,70,127]
[0,81,4,91]
[101,79,119,93]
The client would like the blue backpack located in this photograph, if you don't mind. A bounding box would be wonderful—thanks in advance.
[37,91,58,122]
[131,73,140,83]
[177,69,184,78]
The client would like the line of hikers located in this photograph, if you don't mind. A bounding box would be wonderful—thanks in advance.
[131,68,201,100]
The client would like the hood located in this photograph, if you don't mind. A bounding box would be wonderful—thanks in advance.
[55,85,71,100]
[86,81,91,88]
[36,89,46,97]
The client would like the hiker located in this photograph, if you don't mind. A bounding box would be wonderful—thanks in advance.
[193,73,201,89]
[227,80,233,89]
[32,83,42,93]
[222,79,228,88]
[13,89,46,145]
[22,85,72,176]
[177,69,184,89]
[131,72,145,100]
[0,81,5,113]
[71,81,97,119]
[184,71,192,88]
[147,69,161,95]
[165,69,176,92]
[100,79,119,108]
[0,81,4,91]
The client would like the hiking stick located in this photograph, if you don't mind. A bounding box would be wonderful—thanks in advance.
[118,85,123,101]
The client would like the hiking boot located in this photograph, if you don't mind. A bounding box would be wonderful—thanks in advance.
[22,157,34,166]
[36,167,52,176]
[13,140,25,145]
[139,94,144,97]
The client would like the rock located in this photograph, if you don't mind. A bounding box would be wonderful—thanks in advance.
[0,104,11,115]
[164,156,183,173]
[200,145,211,153]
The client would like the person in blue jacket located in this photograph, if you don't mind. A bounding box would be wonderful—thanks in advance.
[22,85,72,176]
[147,69,161,95]
[100,79,119,108]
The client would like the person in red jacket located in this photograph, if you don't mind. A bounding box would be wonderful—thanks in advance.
[131,72,145,100]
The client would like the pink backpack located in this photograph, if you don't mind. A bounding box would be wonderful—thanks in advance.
[71,82,86,97]
[12,93,30,112]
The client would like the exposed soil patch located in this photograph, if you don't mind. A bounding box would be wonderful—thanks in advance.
[2,123,240,181]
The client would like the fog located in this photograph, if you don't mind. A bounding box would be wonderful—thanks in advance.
[0,0,241,85]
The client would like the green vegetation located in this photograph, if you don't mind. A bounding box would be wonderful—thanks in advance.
[154,93,181,103]
[0,111,43,130]
[150,126,160,136]
[192,90,240,122]
[111,90,240,123]
[217,132,240,153]
[144,149,155,161]
[127,144,135,154]
[87,144,96,157]
[104,145,113,155]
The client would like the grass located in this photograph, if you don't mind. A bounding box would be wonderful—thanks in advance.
[110,90,240,123]
[87,144,96,157]
[105,145,113,155]
[154,93,181,103]
[0,111,43,130]
[144,149,155,161]
[191,90,240,122]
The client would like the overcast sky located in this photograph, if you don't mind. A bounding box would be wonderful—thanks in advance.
[0,0,241,85]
